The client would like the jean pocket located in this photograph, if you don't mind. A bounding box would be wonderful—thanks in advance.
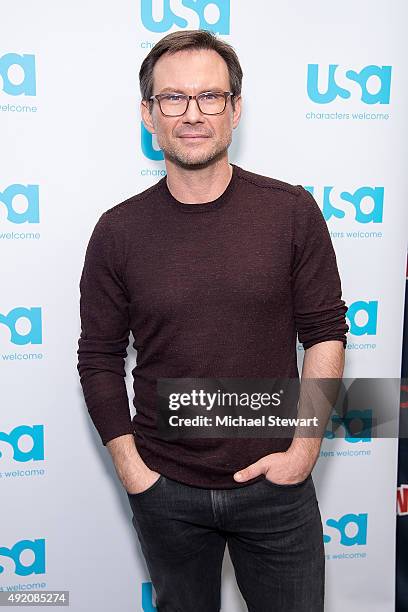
[261,474,310,489]
[126,474,165,498]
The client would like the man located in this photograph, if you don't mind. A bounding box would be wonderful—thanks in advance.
[77,29,349,611]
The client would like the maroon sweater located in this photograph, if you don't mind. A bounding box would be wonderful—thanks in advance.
[77,163,348,488]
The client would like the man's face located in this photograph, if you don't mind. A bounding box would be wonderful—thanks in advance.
[141,49,241,168]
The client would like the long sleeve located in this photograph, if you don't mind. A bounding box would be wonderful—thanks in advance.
[291,186,349,350]
[77,211,133,445]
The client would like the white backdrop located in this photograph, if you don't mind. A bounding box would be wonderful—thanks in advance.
[1,1,408,610]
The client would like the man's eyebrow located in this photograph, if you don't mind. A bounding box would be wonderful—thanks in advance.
[158,86,225,94]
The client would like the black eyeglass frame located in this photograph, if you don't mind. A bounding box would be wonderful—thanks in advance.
[148,91,235,116]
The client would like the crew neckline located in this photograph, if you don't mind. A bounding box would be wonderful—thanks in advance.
[159,163,240,213]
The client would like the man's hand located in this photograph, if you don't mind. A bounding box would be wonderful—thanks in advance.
[123,468,162,495]
[106,433,162,494]
[233,340,345,485]
[233,442,318,485]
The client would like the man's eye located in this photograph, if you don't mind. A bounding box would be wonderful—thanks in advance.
[165,94,183,101]
[201,93,218,100]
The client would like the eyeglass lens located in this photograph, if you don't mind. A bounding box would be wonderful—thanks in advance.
[159,93,227,115]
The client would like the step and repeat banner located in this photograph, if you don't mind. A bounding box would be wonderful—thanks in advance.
[1,2,407,611]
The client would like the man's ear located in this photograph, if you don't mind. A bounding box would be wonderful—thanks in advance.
[141,100,156,134]
[232,95,242,130]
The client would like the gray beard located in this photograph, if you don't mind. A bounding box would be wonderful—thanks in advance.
[157,134,232,171]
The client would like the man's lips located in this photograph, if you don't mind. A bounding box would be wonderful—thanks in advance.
[179,134,210,138]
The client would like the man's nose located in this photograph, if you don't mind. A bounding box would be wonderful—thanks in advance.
[182,97,205,122]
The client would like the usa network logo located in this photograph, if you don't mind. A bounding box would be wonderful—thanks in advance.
[0,185,39,223]
[307,64,392,104]
[323,513,368,546]
[0,53,36,96]
[140,0,230,34]
[0,307,42,345]
[0,425,44,462]
[141,123,164,161]
[305,186,384,224]
[347,300,378,336]
[0,185,41,241]
[325,409,372,443]
[0,539,45,577]
[298,300,378,352]
[141,582,157,612]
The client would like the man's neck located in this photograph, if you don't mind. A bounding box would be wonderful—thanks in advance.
[165,159,233,204]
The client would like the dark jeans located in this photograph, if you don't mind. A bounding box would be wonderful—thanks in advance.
[127,473,324,612]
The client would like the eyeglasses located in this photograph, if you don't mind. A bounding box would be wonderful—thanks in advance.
[148,91,234,117]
